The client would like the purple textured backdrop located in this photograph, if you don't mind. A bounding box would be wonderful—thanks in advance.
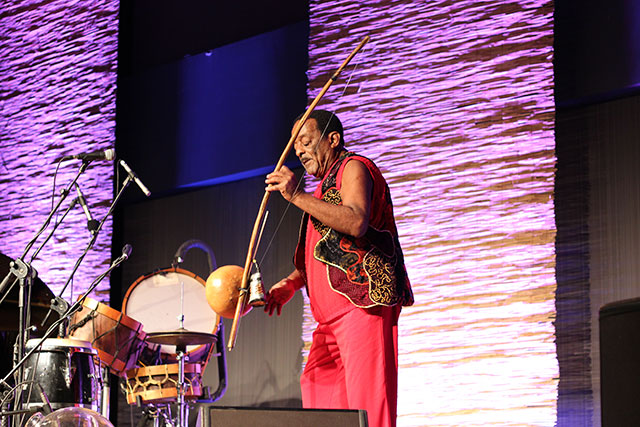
[0,1,118,302]
[305,1,556,425]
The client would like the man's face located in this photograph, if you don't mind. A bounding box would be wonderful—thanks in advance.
[293,118,338,178]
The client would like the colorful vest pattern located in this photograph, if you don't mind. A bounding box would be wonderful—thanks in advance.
[295,151,414,308]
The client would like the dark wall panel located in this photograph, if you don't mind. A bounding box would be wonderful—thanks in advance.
[600,298,640,426]
[116,22,308,196]
[556,93,640,426]
[119,0,308,73]
[555,103,593,426]
[555,0,640,105]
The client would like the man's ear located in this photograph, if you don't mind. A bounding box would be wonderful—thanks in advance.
[328,131,341,148]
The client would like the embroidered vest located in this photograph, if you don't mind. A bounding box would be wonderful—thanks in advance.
[294,151,414,308]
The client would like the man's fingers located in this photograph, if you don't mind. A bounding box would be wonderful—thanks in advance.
[266,303,280,317]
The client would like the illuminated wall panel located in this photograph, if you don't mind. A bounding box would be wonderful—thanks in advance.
[0,1,118,301]
[305,1,556,425]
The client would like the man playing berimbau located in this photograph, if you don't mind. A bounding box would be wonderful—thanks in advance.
[264,110,413,427]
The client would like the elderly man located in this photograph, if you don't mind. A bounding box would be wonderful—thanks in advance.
[264,110,413,427]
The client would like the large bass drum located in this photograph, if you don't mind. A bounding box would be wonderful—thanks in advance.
[123,268,219,366]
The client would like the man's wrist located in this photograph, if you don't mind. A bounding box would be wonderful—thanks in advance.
[286,273,304,290]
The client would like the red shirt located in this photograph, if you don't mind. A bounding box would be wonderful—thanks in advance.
[305,204,355,324]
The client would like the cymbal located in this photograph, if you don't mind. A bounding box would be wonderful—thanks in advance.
[146,328,217,347]
[0,253,55,332]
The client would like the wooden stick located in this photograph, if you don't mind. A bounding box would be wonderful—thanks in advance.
[227,35,370,351]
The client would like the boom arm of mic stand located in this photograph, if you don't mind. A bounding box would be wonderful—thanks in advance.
[29,198,78,264]
[56,174,134,299]
[21,161,91,260]
[41,174,134,328]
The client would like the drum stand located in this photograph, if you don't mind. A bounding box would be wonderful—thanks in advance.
[137,403,172,427]
[143,331,214,427]
[145,309,216,426]
[100,366,110,419]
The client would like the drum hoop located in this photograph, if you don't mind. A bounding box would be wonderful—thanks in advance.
[26,338,96,353]
[80,296,145,333]
[126,362,202,379]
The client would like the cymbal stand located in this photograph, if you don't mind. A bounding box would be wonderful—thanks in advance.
[171,239,228,404]
[175,272,188,427]
[175,345,188,427]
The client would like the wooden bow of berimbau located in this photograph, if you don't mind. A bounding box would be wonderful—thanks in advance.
[219,35,369,351]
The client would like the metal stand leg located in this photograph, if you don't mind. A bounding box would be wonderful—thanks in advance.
[176,347,188,427]
[100,367,110,419]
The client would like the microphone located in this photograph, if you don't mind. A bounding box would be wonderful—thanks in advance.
[110,244,132,268]
[57,148,115,162]
[119,160,151,197]
[122,244,133,260]
[75,184,99,234]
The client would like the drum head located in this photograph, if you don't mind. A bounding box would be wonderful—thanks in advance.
[123,268,219,355]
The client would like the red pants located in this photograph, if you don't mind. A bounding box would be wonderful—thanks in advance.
[301,304,401,427]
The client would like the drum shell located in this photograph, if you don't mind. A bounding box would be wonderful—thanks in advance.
[23,338,100,412]
[124,363,202,404]
[123,268,219,366]
[69,297,146,376]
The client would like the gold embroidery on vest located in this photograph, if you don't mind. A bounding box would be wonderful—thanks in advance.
[311,188,341,236]
[363,247,399,305]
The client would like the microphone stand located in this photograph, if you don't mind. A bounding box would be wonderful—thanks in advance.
[0,160,92,425]
[0,159,138,425]
[41,167,136,329]
[0,251,131,427]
